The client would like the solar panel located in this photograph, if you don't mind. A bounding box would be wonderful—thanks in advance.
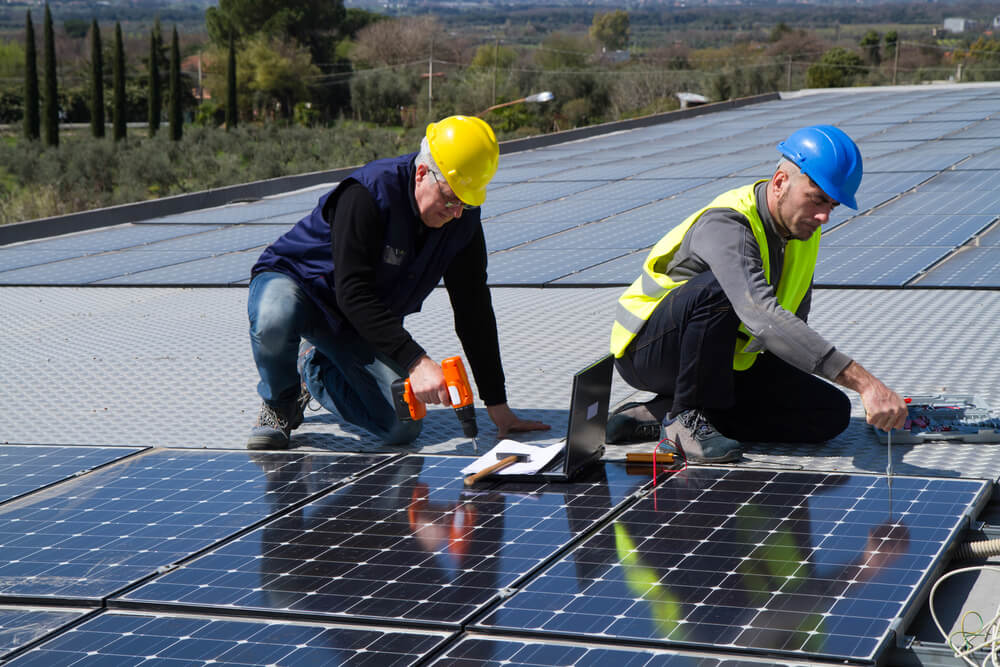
[866,190,1000,216]
[473,468,989,664]
[488,248,632,284]
[432,634,822,666]
[914,246,1000,287]
[487,181,611,201]
[524,220,654,251]
[489,197,640,225]
[953,150,1000,170]
[864,152,969,173]
[0,249,100,273]
[814,246,946,286]
[821,214,996,248]
[482,199,548,219]
[572,179,711,201]
[0,250,210,285]
[538,159,676,182]
[484,221,578,251]
[1,224,218,253]
[551,252,644,286]
[94,249,260,286]
[946,120,1000,141]
[0,450,389,601]
[0,607,90,660]
[150,202,314,225]
[917,170,1000,191]
[115,456,649,627]
[640,157,769,180]
[6,611,452,666]
[135,224,287,253]
[0,445,143,505]
[872,121,971,142]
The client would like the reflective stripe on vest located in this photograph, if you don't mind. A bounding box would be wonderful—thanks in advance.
[609,181,819,370]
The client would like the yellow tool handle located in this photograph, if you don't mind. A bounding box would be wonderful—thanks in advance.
[625,452,675,464]
[464,455,520,486]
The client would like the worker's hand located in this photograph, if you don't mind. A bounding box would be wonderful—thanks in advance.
[835,361,908,432]
[487,403,551,439]
[860,382,908,432]
[408,355,451,406]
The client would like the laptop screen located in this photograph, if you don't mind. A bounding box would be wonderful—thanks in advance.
[562,354,613,474]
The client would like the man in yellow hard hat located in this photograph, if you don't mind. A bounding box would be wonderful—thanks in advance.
[246,116,549,449]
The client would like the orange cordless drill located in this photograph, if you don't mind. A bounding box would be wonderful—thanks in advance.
[391,356,479,441]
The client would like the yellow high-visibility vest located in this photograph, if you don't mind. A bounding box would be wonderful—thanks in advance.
[609,181,819,370]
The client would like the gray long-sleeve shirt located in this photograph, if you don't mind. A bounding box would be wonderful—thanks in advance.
[664,181,852,381]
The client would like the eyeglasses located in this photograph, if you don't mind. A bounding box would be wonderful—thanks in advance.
[429,171,478,211]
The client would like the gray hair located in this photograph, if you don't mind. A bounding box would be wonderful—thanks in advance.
[416,137,443,178]
[776,157,800,175]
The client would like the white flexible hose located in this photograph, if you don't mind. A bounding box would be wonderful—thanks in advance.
[955,539,1000,562]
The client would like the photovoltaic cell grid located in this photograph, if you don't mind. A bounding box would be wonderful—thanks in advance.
[6,611,452,667]
[115,456,648,628]
[821,214,997,248]
[0,445,143,505]
[0,450,388,601]
[0,607,90,660]
[474,468,990,665]
[432,634,824,666]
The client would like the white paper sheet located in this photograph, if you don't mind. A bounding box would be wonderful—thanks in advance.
[460,439,565,476]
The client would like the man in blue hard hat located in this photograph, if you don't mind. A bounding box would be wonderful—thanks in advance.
[606,125,908,462]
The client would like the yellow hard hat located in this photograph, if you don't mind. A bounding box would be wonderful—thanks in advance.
[426,116,499,207]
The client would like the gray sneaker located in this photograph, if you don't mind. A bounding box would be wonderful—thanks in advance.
[247,385,310,451]
[662,409,742,463]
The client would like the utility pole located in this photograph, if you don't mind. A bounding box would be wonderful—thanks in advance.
[492,37,499,106]
[786,56,792,90]
[428,39,434,116]
[892,41,899,85]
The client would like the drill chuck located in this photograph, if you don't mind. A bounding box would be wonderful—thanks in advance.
[455,404,478,438]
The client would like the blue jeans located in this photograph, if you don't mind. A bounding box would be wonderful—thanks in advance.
[247,271,421,444]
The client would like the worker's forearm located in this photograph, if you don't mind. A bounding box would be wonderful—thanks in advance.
[834,360,877,394]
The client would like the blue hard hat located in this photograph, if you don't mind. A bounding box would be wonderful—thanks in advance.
[777,125,863,209]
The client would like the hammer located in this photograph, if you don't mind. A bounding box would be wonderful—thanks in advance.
[463,452,529,486]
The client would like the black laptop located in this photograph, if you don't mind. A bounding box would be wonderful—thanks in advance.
[481,354,613,483]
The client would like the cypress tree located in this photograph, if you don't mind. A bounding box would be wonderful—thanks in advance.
[225,35,237,130]
[168,26,182,141]
[112,22,126,141]
[23,11,39,141]
[148,22,161,135]
[42,2,58,147]
[89,19,104,138]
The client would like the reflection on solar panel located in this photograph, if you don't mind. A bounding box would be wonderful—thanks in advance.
[0,445,143,505]
[6,611,451,666]
[0,450,388,600]
[0,607,89,660]
[432,634,821,666]
[474,468,988,664]
[116,457,648,627]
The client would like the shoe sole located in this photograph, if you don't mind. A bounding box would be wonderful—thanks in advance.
[246,436,290,451]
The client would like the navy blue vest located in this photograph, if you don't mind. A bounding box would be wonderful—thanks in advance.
[252,153,480,333]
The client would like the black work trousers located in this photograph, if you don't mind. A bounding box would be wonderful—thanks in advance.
[614,271,850,443]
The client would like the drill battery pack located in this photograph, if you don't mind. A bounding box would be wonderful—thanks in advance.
[874,394,1000,444]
